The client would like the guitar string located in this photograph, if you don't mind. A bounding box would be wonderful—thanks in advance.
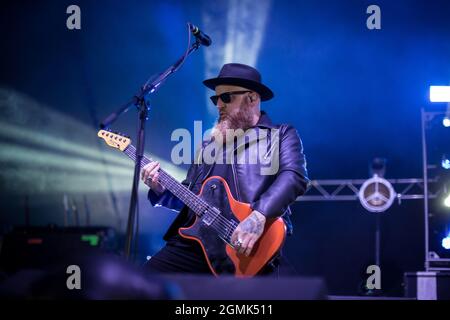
[136,152,239,241]
[125,146,225,219]
[125,148,238,242]
[157,168,238,242]
[124,145,235,228]
[100,133,238,239]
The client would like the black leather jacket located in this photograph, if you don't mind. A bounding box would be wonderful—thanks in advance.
[148,111,310,240]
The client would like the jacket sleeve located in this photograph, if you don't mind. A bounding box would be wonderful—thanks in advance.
[148,189,185,212]
[251,125,310,219]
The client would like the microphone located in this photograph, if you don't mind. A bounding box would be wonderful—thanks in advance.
[188,23,212,47]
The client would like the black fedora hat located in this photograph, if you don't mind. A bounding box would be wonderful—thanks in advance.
[203,63,274,101]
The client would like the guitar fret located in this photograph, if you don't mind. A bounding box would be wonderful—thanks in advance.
[125,145,208,216]
[123,145,235,242]
[99,135,244,249]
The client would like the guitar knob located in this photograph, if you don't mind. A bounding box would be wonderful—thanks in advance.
[211,184,216,190]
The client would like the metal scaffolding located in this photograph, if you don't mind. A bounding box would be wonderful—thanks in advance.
[421,108,449,271]
[296,178,440,202]
[295,109,449,271]
[295,176,445,274]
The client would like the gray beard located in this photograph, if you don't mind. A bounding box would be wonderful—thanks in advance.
[212,103,257,142]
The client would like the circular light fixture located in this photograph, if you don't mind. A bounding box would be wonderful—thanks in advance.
[358,175,396,213]
[443,117,450,128]
[442,235,450,250]
[444,194,450,208]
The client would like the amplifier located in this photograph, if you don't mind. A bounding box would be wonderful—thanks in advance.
[0,226,117,274]
[404,271,450,300]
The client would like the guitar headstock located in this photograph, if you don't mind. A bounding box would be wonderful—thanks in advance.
[98,129,131,151]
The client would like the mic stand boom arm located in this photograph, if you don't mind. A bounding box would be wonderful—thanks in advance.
[99,38,202,260]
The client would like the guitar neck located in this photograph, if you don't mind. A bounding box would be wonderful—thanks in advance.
[123,145,208,216]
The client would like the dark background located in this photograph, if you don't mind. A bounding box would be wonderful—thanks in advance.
[1,0,449,296]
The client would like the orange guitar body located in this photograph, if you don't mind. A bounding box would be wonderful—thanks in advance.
[178,176,286,277]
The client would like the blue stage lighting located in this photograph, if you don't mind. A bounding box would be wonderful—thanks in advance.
[442,156,450,170]
[443,117,450,127]
[430,86,450,102]
[445,194,450,208]
[442,234,450,250]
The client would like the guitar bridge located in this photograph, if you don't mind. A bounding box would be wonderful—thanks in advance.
[202,214,214,226]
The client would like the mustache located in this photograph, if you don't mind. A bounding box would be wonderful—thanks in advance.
[218,110,228,121]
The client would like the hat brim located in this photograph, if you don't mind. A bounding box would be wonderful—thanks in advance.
[203,77,274,101]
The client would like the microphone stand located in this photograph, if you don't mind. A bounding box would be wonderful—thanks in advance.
[100,38,202,261]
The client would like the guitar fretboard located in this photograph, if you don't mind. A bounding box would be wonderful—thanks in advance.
[123,145,212,217]
[121,144,238,244]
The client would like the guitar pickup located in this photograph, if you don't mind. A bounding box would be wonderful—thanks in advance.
[202,207,221,226]
[202,214,215,226]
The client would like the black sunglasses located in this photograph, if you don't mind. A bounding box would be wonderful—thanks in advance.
[210,90,252,106]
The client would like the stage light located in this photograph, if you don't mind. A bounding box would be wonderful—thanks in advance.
[442,155,450,170]
[0,88,187,195]
[445,194,450,208]
[442,234,450,250]
[202,0,271,115]
[443,117,450,127]
[430,86,450,102]
[0,121,130,167]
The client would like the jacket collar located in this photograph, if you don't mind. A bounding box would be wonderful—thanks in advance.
[255,110,277,129]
